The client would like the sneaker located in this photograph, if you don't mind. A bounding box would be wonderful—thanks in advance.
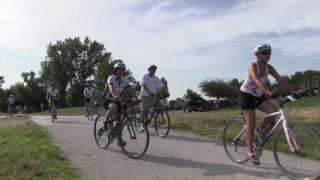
[140,123,145,131]
[248,152,260,165]
[117,139,127,147]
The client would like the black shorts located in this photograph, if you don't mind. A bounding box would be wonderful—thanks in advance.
[103,99,121,112]
[85,98,91,103]
[238,91,266,110]
[49,99,58,106]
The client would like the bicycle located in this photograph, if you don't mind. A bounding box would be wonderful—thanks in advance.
[7,104,15,116]
[93,97,150,159]
[133,94,171,138]
[86,97,97,121]
[223,90,320,179]
[49,97,58,123]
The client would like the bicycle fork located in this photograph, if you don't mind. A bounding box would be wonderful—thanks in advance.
[283,121,300,153]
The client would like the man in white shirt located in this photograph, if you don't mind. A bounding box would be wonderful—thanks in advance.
[139,65,164,122]
[7,94,16,115]
[84,83,96,117]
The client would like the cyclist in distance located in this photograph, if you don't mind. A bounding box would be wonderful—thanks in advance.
[7,94,16,115]
[239,43,293,165]
[84,82,96,117]
[102,62,130,146]
[46,83,60,119]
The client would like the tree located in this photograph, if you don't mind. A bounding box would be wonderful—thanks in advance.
[40,37,113,106]
[199,79,238,100]
[183,88,200,100]
[0,76,4,88]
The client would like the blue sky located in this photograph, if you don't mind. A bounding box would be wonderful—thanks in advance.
[1,0,320,99]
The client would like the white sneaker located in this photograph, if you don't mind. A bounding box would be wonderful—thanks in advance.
[140,124,145,131]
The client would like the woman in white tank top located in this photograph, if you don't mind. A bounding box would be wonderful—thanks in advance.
[238,43,293,165]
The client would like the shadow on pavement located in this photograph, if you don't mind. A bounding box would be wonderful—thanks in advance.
[54,120,91,125]
[142,154,284,179]
[163,134,221,144]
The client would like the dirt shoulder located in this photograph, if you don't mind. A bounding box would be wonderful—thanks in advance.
[0,115,30,128]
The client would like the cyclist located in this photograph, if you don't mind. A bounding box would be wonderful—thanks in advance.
[239,43,293,165]
[138,65,164,126]
[159,77,170,108]
[102,62,130,146]
[7,94,16,115]
[47,83,60,119]
[84,83,96,117]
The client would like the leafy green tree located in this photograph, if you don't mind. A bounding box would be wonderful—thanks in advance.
[40,37,112,106]
[199,79,238,100]
[183,88,200,100]
[0,76,4,88]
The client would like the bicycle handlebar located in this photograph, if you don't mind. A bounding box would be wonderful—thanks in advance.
[272,89,307,107]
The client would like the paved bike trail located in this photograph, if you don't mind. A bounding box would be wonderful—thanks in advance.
[31,116,319,180]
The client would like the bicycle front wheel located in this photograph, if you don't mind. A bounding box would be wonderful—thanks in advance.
[155,110,170,138]
[273,123,320,179]
[89,106,94,121]
[51,105,56,123]
[223,118,249,164]
[119,119,149,159]
[94,115,111,149]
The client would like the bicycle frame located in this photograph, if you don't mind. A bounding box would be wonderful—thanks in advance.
[258,107,300,153]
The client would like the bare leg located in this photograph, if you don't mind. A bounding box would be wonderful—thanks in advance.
[242,110,256,154]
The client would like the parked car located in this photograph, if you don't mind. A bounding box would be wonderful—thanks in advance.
[186,96,211,112]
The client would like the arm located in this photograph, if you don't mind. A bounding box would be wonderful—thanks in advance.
[83,89,87,97]
[248,63,273,96]
[142,84,153,95]
[141,75,154,95]
[46,90,50,100]
[268,65,293,93]
[108,83,117,97]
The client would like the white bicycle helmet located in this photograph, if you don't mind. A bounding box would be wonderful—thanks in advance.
[114,62,126,70]
[253,43,272,54]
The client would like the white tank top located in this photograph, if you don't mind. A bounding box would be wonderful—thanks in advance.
[240,62,269,97]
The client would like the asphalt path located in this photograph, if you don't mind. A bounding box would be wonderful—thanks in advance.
[30,115,320,180]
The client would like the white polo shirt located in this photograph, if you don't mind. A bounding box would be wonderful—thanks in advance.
[84,87,95,98]
[47,87,59,98]
[106,75,129,98]
[139,74,164,97]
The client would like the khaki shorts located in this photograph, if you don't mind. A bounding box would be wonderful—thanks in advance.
[141,96,156,111]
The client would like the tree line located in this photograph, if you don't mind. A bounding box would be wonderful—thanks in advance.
[183,70,320,102]
[0,37,135,113]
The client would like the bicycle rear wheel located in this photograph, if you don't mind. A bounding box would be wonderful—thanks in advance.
[273,123,320,179]
[119,119,149,159]
[154,110,170,138]
[223,118,249,164]
[94,115,111,149]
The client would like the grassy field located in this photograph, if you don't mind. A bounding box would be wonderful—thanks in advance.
[170,96,320,137]
[32,106,87,116]
[0,118,81,179]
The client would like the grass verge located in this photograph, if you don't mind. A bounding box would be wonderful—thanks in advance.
[0,120,81,179]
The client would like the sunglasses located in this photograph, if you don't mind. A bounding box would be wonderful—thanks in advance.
[260,51,271,55]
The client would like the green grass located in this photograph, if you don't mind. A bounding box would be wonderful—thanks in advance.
[0,122,81,179]
[32,106,106,117]
[32,107,87,116]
